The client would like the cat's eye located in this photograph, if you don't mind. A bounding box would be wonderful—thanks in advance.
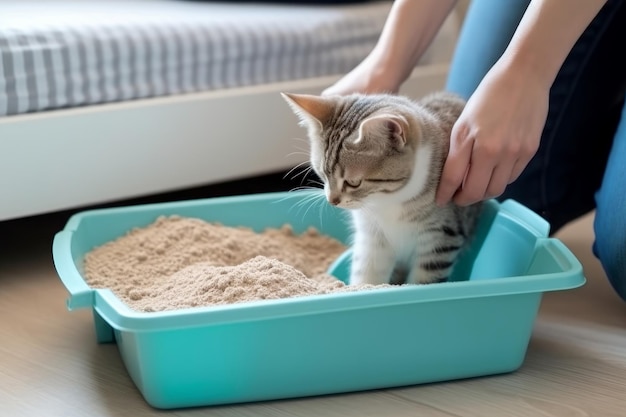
[345,179,362,189]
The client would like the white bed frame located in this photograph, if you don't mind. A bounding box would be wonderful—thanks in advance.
[0,64,449,221]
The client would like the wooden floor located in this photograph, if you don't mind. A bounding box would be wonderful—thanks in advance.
[1,192,625,416]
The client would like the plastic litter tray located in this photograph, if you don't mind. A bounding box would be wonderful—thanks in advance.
[52,191,585,409]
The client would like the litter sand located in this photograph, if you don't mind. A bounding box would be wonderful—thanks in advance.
[83,215,383,312]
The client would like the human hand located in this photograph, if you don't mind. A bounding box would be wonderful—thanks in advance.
[323,0,457,96]
[322,54,402,96]
[436,61,549,207]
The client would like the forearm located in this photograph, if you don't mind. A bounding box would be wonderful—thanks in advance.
[500,0,608,88]
[370,0,458,87]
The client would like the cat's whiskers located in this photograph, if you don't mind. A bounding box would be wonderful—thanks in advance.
[283,160,312,182]
[288,188,327,222]
[307,178,324,188]
[274,187,318,206]
[291,136,309,145]
[288,185,321,193]
[285,139,311,160]
[282,90,480,285]
[285,148,310,159]
[318,192,331,229]
[286,139,311,157]
[276,187,325,224]
[287,146,311,156]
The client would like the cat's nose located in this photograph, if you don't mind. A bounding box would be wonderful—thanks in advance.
[329,195,341,206]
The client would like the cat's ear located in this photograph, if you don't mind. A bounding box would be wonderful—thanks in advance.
[281,92,335,128]
[357,114,409,150]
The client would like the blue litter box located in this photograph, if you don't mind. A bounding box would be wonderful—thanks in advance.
[52,191,585,409]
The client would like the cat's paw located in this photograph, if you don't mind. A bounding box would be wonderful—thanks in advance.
[349,270,390,286]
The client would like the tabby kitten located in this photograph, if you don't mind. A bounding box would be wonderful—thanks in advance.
[282,91,482,285]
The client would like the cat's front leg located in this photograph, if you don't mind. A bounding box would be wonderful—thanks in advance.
[406,233,463,284]
[349,231,396,286]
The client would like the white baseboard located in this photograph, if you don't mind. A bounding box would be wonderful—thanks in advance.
[0,64,449,220]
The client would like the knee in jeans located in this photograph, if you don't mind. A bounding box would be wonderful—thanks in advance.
[593,210,626,302]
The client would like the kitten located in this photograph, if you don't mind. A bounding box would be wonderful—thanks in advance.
[282,91,482,285]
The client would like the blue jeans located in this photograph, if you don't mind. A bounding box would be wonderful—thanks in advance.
[446,0,626,301]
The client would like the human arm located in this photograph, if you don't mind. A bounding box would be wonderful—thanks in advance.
[436,0,609,207]
[322,0,457,95]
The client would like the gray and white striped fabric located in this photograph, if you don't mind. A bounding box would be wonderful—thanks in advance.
[0,1,454,118]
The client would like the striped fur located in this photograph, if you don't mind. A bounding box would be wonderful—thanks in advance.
[283,91,482,285]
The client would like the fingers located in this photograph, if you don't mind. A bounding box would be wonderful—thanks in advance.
[437,125,538,206]
[509,149,535,184]
[452,158,496,206]
[484,163,515,199]
[436,122,473,206]
[452,143,524,205]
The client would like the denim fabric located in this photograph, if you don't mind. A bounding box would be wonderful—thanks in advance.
[593,103,626,301]
[445,0,626,301]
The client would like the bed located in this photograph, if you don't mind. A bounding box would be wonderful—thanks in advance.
[0,0,464,221]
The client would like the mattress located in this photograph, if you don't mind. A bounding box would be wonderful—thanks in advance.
[0,0,460,117]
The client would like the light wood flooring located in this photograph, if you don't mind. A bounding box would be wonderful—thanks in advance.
[1,199,625,417]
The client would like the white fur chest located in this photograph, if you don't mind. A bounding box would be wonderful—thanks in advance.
[352,205,419,263]
[350,142,434,262]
